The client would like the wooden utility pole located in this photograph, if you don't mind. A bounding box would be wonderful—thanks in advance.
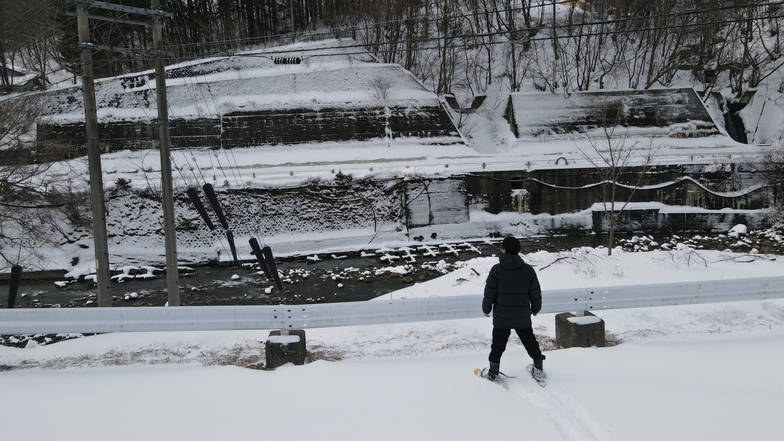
[151,0,180,305]
[69,0,178,305]
[76,4,112,307]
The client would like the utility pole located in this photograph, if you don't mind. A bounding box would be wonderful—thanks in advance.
[76,4,112,307]
[68,0,178,305]
[151,0,180,305]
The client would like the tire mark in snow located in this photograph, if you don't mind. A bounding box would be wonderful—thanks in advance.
[506,380,613,441]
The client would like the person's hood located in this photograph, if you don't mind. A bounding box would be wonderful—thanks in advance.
[498,252,524,270]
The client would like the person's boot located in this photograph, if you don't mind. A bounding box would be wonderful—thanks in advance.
[531,355,546,384]
[487,361,500,381]
[533,354,545,372]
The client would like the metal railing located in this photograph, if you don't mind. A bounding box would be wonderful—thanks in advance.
[1,276,783,335]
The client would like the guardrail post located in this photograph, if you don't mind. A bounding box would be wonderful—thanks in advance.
[264,305,307,369]
[555,311,606,348]
[265,329,307,369]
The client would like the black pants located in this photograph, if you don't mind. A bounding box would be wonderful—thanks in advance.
[489,326,542,364]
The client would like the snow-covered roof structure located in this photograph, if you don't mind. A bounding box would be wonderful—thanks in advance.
[1,64,44,93]
[506,88,720,140]
[37,39,462,150]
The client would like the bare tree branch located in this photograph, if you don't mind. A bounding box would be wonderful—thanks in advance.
[579,96,657,255]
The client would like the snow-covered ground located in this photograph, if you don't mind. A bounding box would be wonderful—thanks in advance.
[3,36,784,439]
[2,246,783,441]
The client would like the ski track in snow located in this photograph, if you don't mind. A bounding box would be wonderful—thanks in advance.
[506,378,613,441]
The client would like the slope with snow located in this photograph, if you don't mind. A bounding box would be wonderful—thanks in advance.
[1,246,783,441]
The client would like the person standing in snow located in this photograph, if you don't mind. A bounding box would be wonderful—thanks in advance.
[482,236,545,381]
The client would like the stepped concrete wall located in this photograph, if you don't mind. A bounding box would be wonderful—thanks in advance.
[38,104,458,153]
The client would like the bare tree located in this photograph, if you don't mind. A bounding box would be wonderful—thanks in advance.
[434,0,463,94]
[491,0,539,92]
[0,94,88,269]
[566,8,608,91]
[725,4,784,98]
[461,0,495,95]
[369,77,392,100]
[1,0,59,92]
[580,99,656,256]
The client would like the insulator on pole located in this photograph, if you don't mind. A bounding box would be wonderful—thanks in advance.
[262,246,284,291]
[249,238,271,278]
[226,231,240,267]
[202,183,229,230]
[185,187,216,230]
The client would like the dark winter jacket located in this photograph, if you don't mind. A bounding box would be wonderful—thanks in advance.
[482,253,542,329]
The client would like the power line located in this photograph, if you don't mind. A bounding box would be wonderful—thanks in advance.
[1,0,58,36]
[8,0,784,57]
[155,1,784,59]
[6,0,782,78]
[155,9,784,67]
[7,0,782,100]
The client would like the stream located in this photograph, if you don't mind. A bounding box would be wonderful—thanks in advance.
[2,236,611,308]
[7,230,779,309]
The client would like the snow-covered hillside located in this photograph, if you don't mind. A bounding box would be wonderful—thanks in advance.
[3,36,783,274]
[39,39,437,120]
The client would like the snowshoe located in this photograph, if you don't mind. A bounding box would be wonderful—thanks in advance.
[526,364,547,387]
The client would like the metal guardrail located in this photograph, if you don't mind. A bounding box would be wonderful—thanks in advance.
[1,276,783,335]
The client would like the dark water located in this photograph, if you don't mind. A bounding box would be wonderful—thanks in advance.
[0,234,636,308]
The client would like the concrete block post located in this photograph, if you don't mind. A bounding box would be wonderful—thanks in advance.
[265,330,307,369]
[555,311,606,348]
